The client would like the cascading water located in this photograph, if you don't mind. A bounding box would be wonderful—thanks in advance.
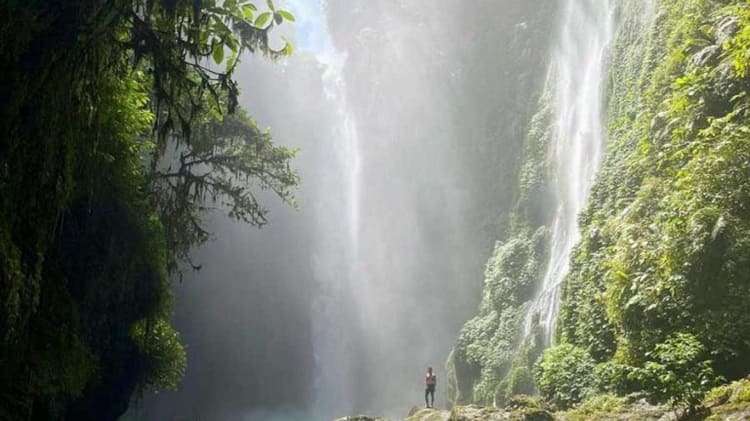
[133,1,618,419]
[313,88,365,420]
[523,0,616,345]
[306,31,363,419]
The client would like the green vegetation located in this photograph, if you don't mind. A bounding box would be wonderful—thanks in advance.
[556,0,750,408]
[447,30,557,408]
[504,394,545,412]
[533,344,595,409]
[452,0,750,416]
[565,393,628,418]
[628,333,722,409]
[0,0,296,418]
[450,227,548,405]
[705,377,750,407]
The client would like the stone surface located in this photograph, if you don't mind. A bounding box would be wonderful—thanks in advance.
[335,397,750,421]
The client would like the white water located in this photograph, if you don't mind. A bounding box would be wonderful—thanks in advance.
[303,2,485,416]
[523,0,616,345]
[307,36,363,421]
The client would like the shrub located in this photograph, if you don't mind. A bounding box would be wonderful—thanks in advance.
[505,394,544,411]
[533,344,595,409]
[593,360,633,395]
[572,393,627,415]
[629,333,722,409]
[506,366,536,399]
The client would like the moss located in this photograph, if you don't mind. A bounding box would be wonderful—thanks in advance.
[705,400,750,421]
[704,384,733,407]
[733,380,750,403]
[569,393,628,416]
[704,378,750,410]
[505,394,544,411]
[508,408,553,421]
[451,228,548,406]
[403,408,444,421]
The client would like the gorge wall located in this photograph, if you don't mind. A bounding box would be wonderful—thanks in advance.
[450,0,750,408]
[558,0,750,388]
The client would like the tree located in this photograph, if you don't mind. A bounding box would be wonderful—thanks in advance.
[0,0,298,418]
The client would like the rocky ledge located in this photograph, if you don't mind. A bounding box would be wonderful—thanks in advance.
[334,377,750,421]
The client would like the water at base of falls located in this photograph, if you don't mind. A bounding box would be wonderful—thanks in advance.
[522,0,617,346]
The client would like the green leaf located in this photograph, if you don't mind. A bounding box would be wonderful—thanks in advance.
[254,12,271,28]
[273,12,282,25]
[225,0,238,12]
[266,0,275,11]
[282,42,293,56]
[225,35,238,53]
[212,42,224,64]
[212,15,232,37]
[277,10,295,22]
[241,4,255,20]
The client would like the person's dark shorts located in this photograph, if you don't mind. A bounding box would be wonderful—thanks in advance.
[426,384,435,392]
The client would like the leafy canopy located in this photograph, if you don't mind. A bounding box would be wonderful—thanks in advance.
[0,0,298,418]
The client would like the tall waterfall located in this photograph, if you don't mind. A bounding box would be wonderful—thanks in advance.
[308,44,363,418]
[524,0,616,345]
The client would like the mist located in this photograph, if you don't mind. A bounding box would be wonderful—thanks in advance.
[133,1,556,419]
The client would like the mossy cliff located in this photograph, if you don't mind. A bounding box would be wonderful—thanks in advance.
[447,67,556,408]
[449,0,750,412]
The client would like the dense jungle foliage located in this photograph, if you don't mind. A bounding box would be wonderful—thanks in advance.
[555,0,750,408]
[447,23,559,409]
[0,1,297,419]
[450,0,750,415]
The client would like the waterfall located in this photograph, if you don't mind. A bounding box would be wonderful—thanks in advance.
[308,50,364,416]
[523,0,616,345]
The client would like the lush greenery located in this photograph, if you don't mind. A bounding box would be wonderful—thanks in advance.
[449,227,549,405]
[452,0,750,415]
[557,0,750,407]
[534,333,721,411]
[533,344,595,409]
[0,0,297,418]
[447,24,558,406]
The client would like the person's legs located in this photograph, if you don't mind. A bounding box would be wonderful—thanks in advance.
[429,386,435,407]
[425,387,430,407]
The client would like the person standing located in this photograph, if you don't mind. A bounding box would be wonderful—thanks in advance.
[425,366,437,408]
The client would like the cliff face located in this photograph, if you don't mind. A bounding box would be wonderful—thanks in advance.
[446,41,563,408]
[450,0,750,410]
[559,0,750,387]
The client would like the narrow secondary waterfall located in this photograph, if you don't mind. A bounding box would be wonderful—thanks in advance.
[524,0,616,345]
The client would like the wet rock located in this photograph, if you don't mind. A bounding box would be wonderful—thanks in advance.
[716,15,739,45]
[448,405,508,420]
[404,407,451,421]
[691,45,720,67]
